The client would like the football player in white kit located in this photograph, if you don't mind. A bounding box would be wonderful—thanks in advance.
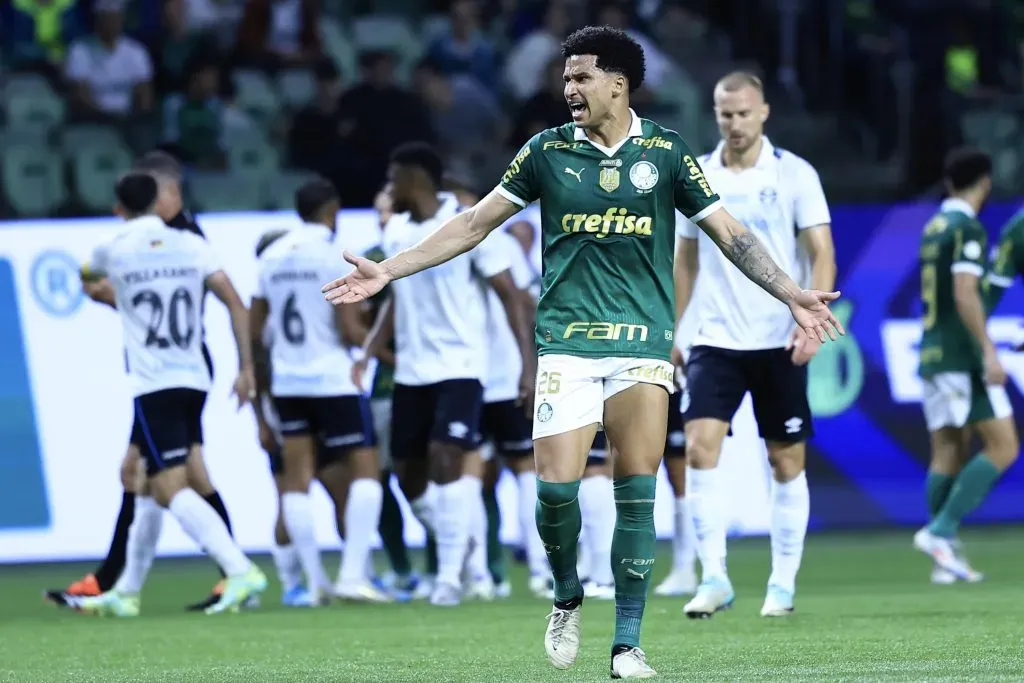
[250,228,317,607]
[445,173,550,599]
[356,143,535,606]
[250,179,391,605]
[73,173,267,617]
[679,72,835,618]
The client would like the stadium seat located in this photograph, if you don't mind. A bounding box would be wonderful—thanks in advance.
[233,70,281,126]
[226,132,281,182]
[266,170,319,210]
[72,140,134,213]
[5,88,66,130]
[420,14,451,43]
[189,171,266,212]
[1,145,68,217]
[320,17,358,87]
[0,126,50,154]
[277,69,318,111]
[2,72,53,97]
[350,15,422,75]
[60,124,124,157]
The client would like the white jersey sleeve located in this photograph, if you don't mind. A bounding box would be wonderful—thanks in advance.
[676,210,699,239]
[472,231,514,279]
[483,230,529,402]
[793,159,831,229]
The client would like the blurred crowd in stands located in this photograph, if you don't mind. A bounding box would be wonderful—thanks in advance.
[1,0,1022,217]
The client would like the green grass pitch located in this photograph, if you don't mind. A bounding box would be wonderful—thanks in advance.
[2,529,1023,682]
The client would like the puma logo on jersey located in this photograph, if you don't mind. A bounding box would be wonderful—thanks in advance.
[625,567,650,580]
[564,167,584,182]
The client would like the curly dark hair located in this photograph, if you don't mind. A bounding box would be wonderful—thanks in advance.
[561,26,646,92]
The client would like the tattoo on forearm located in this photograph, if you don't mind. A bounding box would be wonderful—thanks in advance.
[724,232,793,302]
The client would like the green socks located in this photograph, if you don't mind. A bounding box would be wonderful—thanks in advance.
[484,487,507,584]
[925,471,954,519]
[612,475,657,650]
[378,471,411,576]
[535,479,583,602]
[929,454,1002,538]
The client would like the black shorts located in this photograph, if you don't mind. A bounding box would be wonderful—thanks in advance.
[665,390,686,457]
[391,379,484,459]
[684,345,812,443]
[479,399,533,457]
[131,388,207,476]
[273,395,374,468]
[587,431,609,468]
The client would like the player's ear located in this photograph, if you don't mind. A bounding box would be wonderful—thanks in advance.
[113,202,127,219]
[760,103,770,124]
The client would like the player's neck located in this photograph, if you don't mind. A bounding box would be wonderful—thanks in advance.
[586,108,633,148]
[409,193,442,223]
[721,137,763,171]
[949,192,982,215]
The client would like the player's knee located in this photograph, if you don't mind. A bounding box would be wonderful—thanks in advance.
[684,428,724,469]
[185,447,214,495]
[767,441,805,481]
[149,466,188,507]
[536,478,580,508]
[982,423,1019,470]
[120,448,142,491]
[427,441,465,484]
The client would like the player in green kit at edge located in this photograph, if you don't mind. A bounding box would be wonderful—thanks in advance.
[323,27,844,679]
[913,148,1018,581]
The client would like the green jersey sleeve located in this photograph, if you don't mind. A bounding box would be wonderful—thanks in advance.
[951,219,987,277]
[672,142,722,222]
[986,214,1024,308]
[497,136,541,207]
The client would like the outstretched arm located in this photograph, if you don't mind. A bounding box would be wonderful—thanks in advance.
[697,209,802,303]
[384,191,521,279]
[323,191,523,304]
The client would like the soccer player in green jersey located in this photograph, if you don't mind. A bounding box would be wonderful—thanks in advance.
[986,206,1024,310]
[913,148,1018,582]
[323,27,842,678]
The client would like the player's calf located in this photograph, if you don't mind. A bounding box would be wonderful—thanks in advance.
[764,440,809,614]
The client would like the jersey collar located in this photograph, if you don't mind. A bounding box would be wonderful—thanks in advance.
[301,222,334,239]
[128,215,167,230]
[939,197,976,218]
[572,108,643,157]
[709,136,776,170]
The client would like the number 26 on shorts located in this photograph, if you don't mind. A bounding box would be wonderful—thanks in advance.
[537,370,561,396]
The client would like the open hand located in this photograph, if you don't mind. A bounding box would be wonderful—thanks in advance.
[788,290,845,343]
[322,252,391,305]
[786,327,821,366]
[351,358,370,392]
[233,367,256,409]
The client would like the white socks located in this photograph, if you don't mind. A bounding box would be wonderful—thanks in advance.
[337,478,383,586]
[170,488,251,577]
[768,471,810,594]
[686,466,728,581]
[578,474,615,585]
[409,481,438,535]
[434,479,470,589]
[516,471,548,577]
[462,475,489,582]
[114,496,164,595]
[270,542,302,593]
[671,496,697,576]
[282,491,331,594]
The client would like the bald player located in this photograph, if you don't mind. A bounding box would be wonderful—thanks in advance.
[678,72,835,619]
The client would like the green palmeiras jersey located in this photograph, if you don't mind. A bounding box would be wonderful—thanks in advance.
[986,207,1024,310]
[917,198,988,377]
[496,110,722,361]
